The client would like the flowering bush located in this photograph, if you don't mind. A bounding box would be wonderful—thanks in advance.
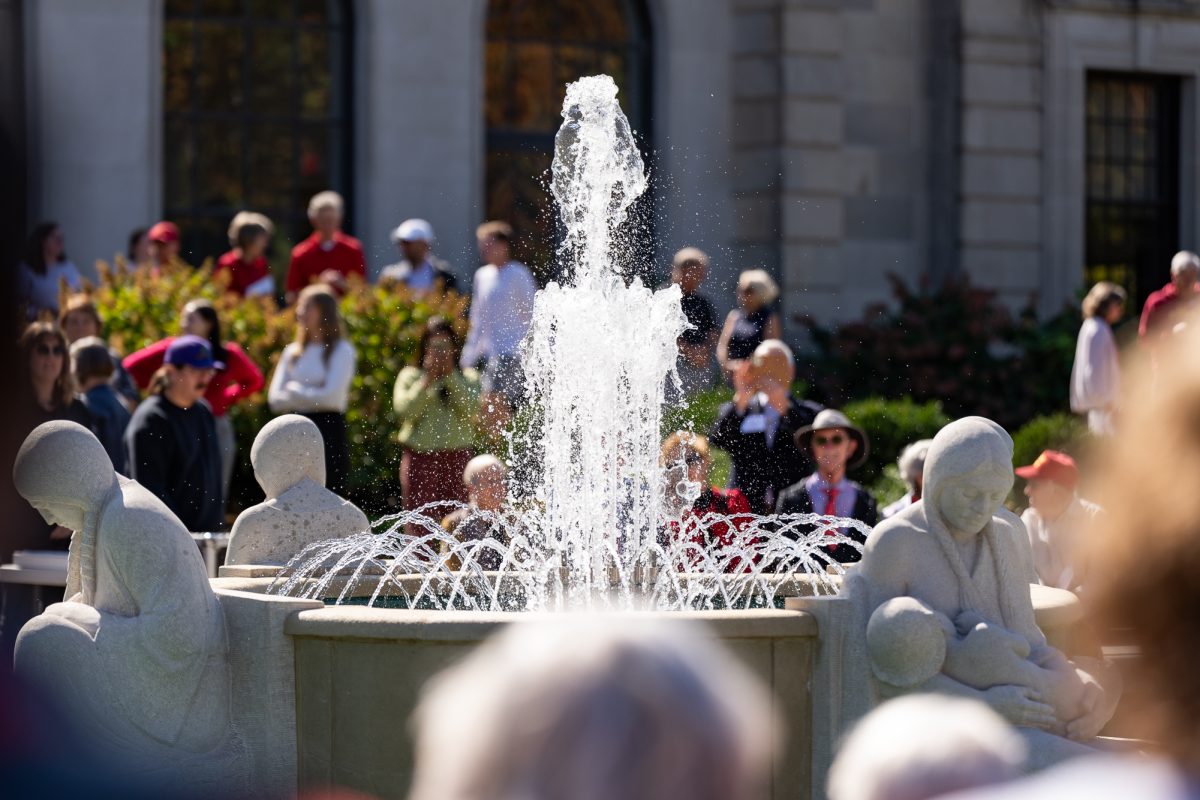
[87,261,467,517]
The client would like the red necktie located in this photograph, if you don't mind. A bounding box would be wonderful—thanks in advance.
[824,487,839,553]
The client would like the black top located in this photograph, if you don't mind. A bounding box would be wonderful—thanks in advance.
[709,394,823,514]
[81,384,132,475]
[679,292,718,346]
[775,480,879,564]
[726,305,775,361]
[124,394,222,532]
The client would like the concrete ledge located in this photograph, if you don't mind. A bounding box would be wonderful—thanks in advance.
[285,607,819,642]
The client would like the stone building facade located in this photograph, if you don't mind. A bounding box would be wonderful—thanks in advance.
[8,0,1200,330]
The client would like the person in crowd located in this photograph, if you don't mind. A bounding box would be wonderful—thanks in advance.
[776,408,879,563]
[717,268,783,379]
[1015,450,1100,593]
[440,454,510,571]
[126,227,152,269]
[378,218,459,295]
[268,284,356,495]
[408,616,774,800]
[148,220,183,270]
[460,221,537,436]
[668,247,719,399]
[394,317,480,525]
[123,335,222,532]
[709,339,822,514]
[881,439,933,519]
[660,431,752,570]
[827,694,1026,800]
[70,336,132,474]
[59,294,140,408]
[216,212,275,298]
[1139,250,1199,343]
[18,222,81,320]
[124,299,264,510]
[16,321,94,549]
[1070,281,1125,436]
[285,190,366,303]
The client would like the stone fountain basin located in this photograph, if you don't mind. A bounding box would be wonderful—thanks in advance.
[212,567,1082,800]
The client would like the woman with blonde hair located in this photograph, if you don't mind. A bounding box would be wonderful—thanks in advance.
[659,431,752,568]
[717,269,783,377]
[216,211,276,297]
[1070,281,1126,436]
[268,284,356,494]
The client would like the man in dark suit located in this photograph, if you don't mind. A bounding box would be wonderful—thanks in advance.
[709,340,822,515]
[776,408,879,563]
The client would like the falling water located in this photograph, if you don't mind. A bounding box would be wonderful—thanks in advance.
[270,76,869,611]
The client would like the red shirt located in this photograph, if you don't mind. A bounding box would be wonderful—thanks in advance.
[1139,282,1200,340]
[215,251,271,296]
[123,338,264,417]
[667,486,756,572]
[286,232,366,293]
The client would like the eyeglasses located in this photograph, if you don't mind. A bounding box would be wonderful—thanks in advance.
[427,341,454,352]
[683,453,704,466]
[813,434,845,447]
[35,344,65,357]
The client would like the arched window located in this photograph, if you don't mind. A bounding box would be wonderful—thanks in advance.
[485,0,651,279]
[163,0,352,265]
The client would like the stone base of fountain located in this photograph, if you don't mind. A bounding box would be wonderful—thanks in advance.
[211,568,1088,800]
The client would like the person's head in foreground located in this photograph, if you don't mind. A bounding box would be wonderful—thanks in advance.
[827,694,1026,800]
[408,616,775,800]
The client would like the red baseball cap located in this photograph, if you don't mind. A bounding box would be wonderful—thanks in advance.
[1015,450,1078,491]
[148,221,180,243]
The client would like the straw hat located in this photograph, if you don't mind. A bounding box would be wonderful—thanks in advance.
[794,409,869,470]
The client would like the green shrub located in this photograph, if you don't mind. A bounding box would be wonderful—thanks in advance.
[843,398,950,489]
[1008,412,1089,510]
[89,261,468,518]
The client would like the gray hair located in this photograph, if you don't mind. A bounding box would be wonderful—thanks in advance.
[897,439,933,488]
[307,190,344,219]
[737,269,780,305]
[409,617,775,800]
[463,454,506,487]
[827,694,1026,800]
[69,336,114,383]
[1171,250,1200,277]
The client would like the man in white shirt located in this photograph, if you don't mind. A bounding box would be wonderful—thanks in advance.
[378,218,459,296]
[1016,450,1101,593]
[461,221,537,433]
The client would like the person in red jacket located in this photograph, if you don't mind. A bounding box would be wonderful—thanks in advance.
[660,431,754,572]
[123,299,264,516]
[215,211,276,298]
[285,190,366,303]
[1139,249,1200,343]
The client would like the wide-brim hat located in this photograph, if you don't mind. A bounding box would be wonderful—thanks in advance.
[795,409,870,470]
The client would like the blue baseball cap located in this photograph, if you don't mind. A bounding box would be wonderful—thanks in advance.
[165,335,220,369]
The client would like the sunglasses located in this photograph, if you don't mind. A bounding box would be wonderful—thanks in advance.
[813,434,846,447]
[35,344,65,357]
[683,453,704,466]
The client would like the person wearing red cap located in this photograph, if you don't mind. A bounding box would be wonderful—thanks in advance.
[1015,450,1101,593]
[285,190,366,303]
[148,220,182,270]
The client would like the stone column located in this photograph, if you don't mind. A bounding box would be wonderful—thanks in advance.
[24,0,160,280]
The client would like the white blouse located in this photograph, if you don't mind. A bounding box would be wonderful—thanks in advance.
[1069,317,1120,414]
[268,339,356,414]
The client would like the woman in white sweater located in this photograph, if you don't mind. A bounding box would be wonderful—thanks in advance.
[1070,281,1126,436]
[268,284,356,494]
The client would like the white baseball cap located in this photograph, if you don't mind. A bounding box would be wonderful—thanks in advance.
[391,218,434,244]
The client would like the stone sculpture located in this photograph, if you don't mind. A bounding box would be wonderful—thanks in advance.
[225,414,370,566]
[856,416,1119,766]
[12,421,247,791]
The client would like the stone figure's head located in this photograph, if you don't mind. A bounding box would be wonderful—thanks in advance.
[251,414,326,499]
[866,596,953,689]
[923,417,1014,538]
[13,420,117,531]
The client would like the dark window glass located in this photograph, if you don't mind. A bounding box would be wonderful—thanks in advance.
[163,0,352,267]
[1085,73,1181,308]
[485,0,651,282]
